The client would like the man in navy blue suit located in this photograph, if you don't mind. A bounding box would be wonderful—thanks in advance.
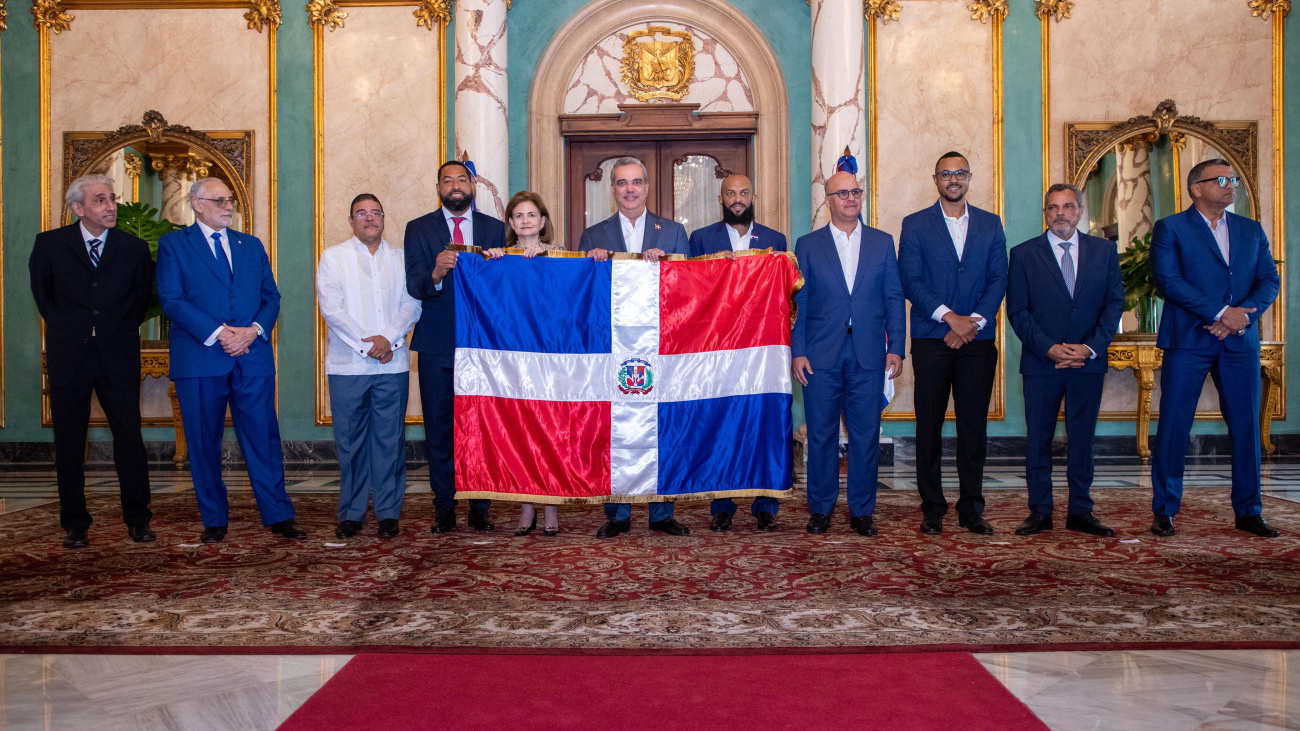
[1149,159,1281,538]
[792,171,905,536]
[1007,184,1124,537]
[405,160,507,534]
[899,151,1007,536]
[581,157,691,538]
[157,178,304,543]
[688,174,787,532]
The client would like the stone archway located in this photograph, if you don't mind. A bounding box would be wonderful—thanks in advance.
[529,0,790,240]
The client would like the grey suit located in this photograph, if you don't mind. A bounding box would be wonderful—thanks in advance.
[578,211,689,256]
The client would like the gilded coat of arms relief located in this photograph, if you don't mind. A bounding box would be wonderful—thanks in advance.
[620,26,696,102]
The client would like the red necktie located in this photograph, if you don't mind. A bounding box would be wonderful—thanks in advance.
[452,216,466,244]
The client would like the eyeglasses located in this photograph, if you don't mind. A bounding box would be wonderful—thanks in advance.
[352,211,385,220]
[937,170,971,182]
[197,196,239,208]
[827,188,865,201]
[1195,176,1241,189]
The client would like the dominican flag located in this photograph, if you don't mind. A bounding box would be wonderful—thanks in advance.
[452,251,800,504]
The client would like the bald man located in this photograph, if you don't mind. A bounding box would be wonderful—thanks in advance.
[792,171,906,536]
[688,174,789,532]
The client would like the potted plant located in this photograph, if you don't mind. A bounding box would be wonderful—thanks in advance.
[1119,231,1160,334]
[116,201,183,339]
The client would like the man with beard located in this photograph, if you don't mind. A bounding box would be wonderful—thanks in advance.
[580,156,691,538]
[1006,184,1124,537]
[687,174,787,532]
[898,151,1007,536]
[405,161,507,534]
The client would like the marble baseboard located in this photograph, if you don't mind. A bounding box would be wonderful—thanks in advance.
[891,434,1300,459]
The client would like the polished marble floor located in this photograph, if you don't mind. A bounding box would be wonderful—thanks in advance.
[2,457,1299,729]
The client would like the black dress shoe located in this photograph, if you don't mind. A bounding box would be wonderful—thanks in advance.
[270,520,307,540]
[649,518,691,536]
[1013,511,1053,536]
[127,522,157,543]
[920,514,943,535]
[335,520,363,539]
[1066,512,1116,537]
[756,512,778,532]
[200,525,227,543]
[63,529,89,550]
[515,515,537,537]
[596,519,631,539]
[958,514,995,535]
[1235,515,1281,538]
[806,513,831,534]
[849,515,878,537]
[709,512,733,532]
[467,510,495,532]
[431,508,456,534]
[1151,514,1176,537]
[378,519,400,538]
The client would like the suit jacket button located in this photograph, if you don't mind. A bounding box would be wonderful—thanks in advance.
[92,310,99,315]
[92,282,98,287]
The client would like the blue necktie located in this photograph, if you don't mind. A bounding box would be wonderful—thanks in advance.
[88,238,101,268]
[212,232,232,283]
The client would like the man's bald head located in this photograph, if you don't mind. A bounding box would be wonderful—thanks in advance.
[824,171,863,230]
[825,170,858,195]
[719,174,756,228]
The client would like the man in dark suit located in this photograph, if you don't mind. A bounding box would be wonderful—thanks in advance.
[1007,184,1125,537]
[581,157,691,538]
[1149,159,1281,538]
[688,174,787,532]
[793,171,906,536]
[405,160,507,534]
[157,177,304,544]
[29,174,154,549]
[898,150,1007,536]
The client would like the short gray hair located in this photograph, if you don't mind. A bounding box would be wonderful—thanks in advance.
[66,174,115,208]
[1187,158,1233,191]
[1043,183,1083,208]
[610,157,649,185]
[188,177,225,202]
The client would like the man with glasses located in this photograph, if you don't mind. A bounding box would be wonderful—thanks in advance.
[405,160,507,534]
[898,151,1007,536]
[317,194,421,540]
[30,174,154,549]
[1149,159,1281,538]
[792,171,905,536]
[157,177,306,543]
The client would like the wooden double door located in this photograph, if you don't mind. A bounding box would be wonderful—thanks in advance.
[561,105,756,250]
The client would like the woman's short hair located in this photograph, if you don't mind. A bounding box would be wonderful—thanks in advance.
[504,190,555,247]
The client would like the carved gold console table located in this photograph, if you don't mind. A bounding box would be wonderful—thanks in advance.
[1108,335,1284,461]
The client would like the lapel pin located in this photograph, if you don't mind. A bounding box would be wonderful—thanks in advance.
[655,223,661,230]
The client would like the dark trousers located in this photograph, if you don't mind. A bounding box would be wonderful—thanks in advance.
[1151,345,1262,518]
[417,353,489,513]
[49,341,151,532]
[710,497,780,516]
[911,337,997,518]
[1023,372,1105,517]
[803,338,884,517]
[174,371,295,527]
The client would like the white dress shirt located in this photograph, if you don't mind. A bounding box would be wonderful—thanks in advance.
[726,223,754,251]
[195,220,266,346]
[1199,210,1232,322]
[931,202,986,329]
[434,207,475,292]
[830,221,861,294]
[620,211,647,253]
[1047,228,1095,359]
[317,237,422,376]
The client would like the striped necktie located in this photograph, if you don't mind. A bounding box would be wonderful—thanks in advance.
[88,238,102,268]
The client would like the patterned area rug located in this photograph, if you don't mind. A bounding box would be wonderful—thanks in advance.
[2,490,1299,651]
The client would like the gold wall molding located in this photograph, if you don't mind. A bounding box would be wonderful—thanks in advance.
[244,0,281,30]
[31,0,72,33]
[1269,2,1287,352]
[968,0,1007,24]
[306,0,346,29]
[1034,0,1071,22]
[0,1,9,32]
[864,0,900,24]
[311,1,451,425]
[1250,0,1292,19]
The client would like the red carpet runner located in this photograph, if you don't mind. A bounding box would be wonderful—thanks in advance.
[279,652,1047,730]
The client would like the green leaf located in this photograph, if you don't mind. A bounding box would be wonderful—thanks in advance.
[115,201,183,261]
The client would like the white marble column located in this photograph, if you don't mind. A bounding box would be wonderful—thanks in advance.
[810,0,867,230]
[1116,141,1154,249]
[159,168,194,226]
[455,0,509,220]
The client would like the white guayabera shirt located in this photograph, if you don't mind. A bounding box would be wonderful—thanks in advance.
[316,237,422,376]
